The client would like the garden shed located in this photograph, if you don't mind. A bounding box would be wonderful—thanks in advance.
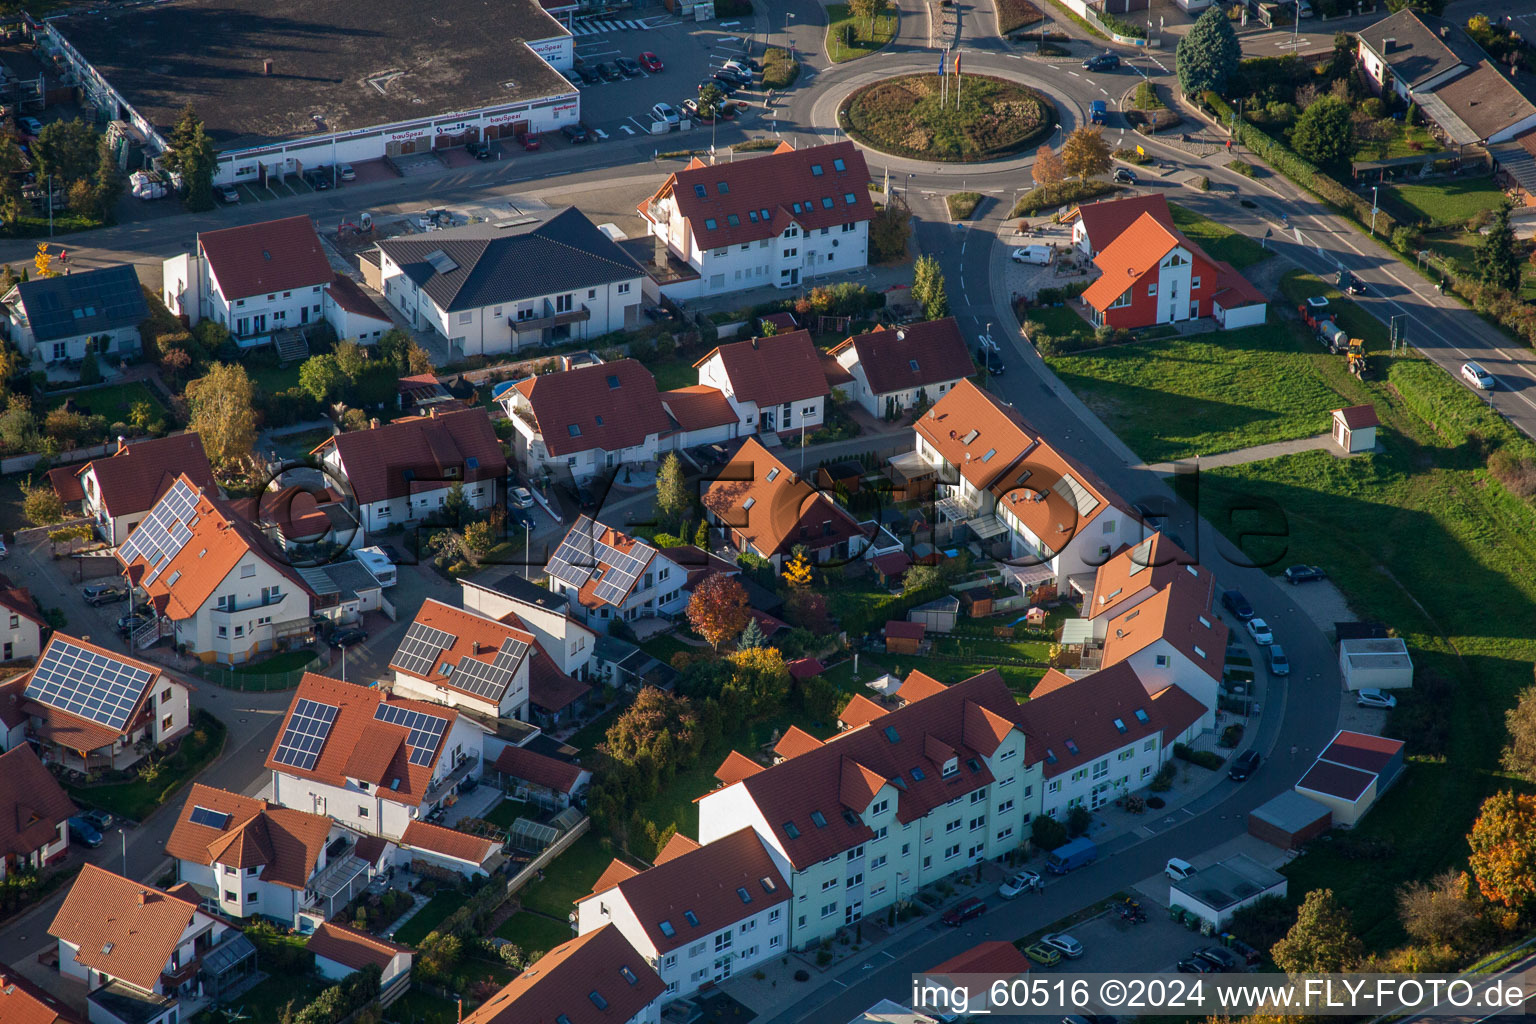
[1331,405,1379,454]
[908,595,959,633]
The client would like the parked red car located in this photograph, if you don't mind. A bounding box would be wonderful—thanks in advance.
[941,897,986,926]
[638,51,664,72]
[520,133,542,151]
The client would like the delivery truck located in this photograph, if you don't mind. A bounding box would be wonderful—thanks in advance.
[1046,837,1098,874]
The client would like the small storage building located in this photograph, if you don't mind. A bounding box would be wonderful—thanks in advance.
[1169,854,1287,929]
[885,620,927,654]
[1339,637,1413,691]
[1293,732,1403,827]
[1332,405,1379,454]
[1247,790,1333,850]
[398,820,499,879]
[908,595,959,633]
[307,921,413,990]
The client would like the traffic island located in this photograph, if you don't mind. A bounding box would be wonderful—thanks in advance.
[839,73,1057,162]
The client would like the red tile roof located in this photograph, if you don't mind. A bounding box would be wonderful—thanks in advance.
[198,215,332,301]
[643,140,874,249]
[0,745,75,861]
[1018,663,1189,778]
[885,620,926,641]
[828,318,975,396]
[896,671,948,704]
[786,657,824,680]
[695,330,830,409]
[1101,568,1228,681]
[871,551,911,579]
[49,864,204,992]
[929,939,1032,976]
[653,832,702,865]
[759,312,799,333]
[1320,730,1403,774]
[527,641,592,713]
[493,744,585,794]
[265,673,463,806]
[1212,260,1267,308]
[326,273,391,323]
[1070,193,1175,252]
[164,783,333,890]
[660,385,737,433]
[390,599,533,702]
[79,434,215,519]
[22,634,166,752]
[231,485,345,542]
[306,921,410,974]
[513,359,671,458]
[0,676,26,730]
[0,582,43,628]
[46,465,85,504]
[321,408,507,507]
[704,438,863,559]
[719,671,1024,870]
[714,750,766,785]
[462,925,664,1024]
[0,960,86,1024]
[587,859,642,899]
[773,726,824,761]
[1296,760,1375,801]
[545,517,666,611]
[1335,405,1380,431]
[594,827,789,955]
[991,440,1117,559]
[839,693,889,729]
[914,380,1039,490]
[400,820,497,866]
[1083,212,1214,313]
[1088,534,1192,622]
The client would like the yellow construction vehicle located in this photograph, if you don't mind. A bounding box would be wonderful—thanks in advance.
[1345,337,1370,379]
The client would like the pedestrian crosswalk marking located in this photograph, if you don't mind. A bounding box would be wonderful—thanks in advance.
[571,18,650,35]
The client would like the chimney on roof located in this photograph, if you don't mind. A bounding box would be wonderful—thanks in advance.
[1382,37,1396,53]
[137,890,147,907]
[1439,25,1448,37]
[117,435,127,453]
[263,59,274,75]
[370,418,380,429]
[751,338,759,349]
[472,641,482,655]
[896,329,905,340]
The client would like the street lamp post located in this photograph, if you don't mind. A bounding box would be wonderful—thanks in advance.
[1369,185,1379,237]
[118,828,126,875]
[1054,123,1063,148]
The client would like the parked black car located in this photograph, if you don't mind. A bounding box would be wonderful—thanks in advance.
[117,613,152,635]
[1284,564,1327,584]
[467,141,493,159]
[1221,589,1255,621]
[575,485,598,510]
[561,123,590,144]
[598,61,624,81]
[1227,750,1261,782]
[615,56,642,76]
[302,169,332,190]
[577,64,601,85]
[328,627,367,648]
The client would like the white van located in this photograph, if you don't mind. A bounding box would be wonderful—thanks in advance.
[1166,857,1197,881]
[1011,245,1054,266]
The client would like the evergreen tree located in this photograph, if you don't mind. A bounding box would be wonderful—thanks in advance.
[694,519,710,549]
[94,136,124,221]
[1475,204,1520,292]
[655,453,689,531]
[1176,7,1241,97]
[738,618,766,649]
[1290,95,1355,170]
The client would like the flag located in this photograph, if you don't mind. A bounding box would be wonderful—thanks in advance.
[955,51,962,79]
[938,50,946,75]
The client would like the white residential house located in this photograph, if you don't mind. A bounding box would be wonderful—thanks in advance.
[703,438,867,569]
[544,515,691,633]
[576,828,791,999]
[459,571,597,727]
[638,140,874,300]
[376,207,645,360]
[266,673,488,841]
[307,922,413,989]
[503,359,670,484]
[2,264,147,376]
[323,273,394,344]
[72,433,217,547]
[828,318,976,420]
[388,598,536,722]
[0,744,76,880]
[0,578,45,663]
[694,331,829,435]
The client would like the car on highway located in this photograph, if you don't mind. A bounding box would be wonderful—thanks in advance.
[1089,99,1107,124]
[639,51,664,72]
[1194,946,1242,972]
[577,64,602,85]
[615,56,642,77]
[1228,749,1260,781]
[1023,942,1062,966]
[1357,688,1398,709]
[1221,589,1254,622]
[1113,167,1139,184]
[941,896,987,926]
[83,583,128,606]
[1082,52,1120,71]
[1245,617,1274,645]
[999,870,1041,898]
[652,102,681,127]
[1041,932,1083,958]
[216,183,240,204]
[512,487,535,509]
[1284,564,1327,584]
[68,816,104,848]
[1461,361,1497,390]
[598,61,623,81]
[562,123,590,144]
[328,627,367,649]
[1268,643,1290,676]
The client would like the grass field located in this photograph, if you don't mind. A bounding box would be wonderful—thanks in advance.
[483,798,530,828]
[1277,271,1389,348]
[841,74,1054,162]
[517,832,637,918]
[391,890,467,946]
[1380,176,1503,228]
[947,192,983,220]
[1169,204,1272,271]
[1025,304,1094,340]
[648,359,698,392]
[49,381,164,426]
[1045,320,1351,463]
[826,2,897,62]
[1174,353,1536,950]
[494,911,575,955]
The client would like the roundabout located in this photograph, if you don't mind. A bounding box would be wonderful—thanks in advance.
[838,72,1056,163]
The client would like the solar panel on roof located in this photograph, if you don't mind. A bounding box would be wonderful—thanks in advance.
[375,702,448,766]
[272,698,339,772]
[24,638,155,732]
[189,806,231,829]
[119,478,203,584]
[391,620,459,679]
[546,515,599,588]
[591,538,656,606]
[450,633,532,701]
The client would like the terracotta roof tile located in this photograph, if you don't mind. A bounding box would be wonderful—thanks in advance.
[493,744,585,793]
[325,273,391,323]
[46,465,85,504]
[1019,663,1189,777]
[1212,260,1267,308]
[829,318,974,396]
[165,784,333,889]
[1069,193,1174,252]
[772,726,824,761]
[587,859,642,899]
[991,440,1117,558]
[1084,212,1216,313]
[1335,405,1380,430]
[0,676,27,730]
[49,864,204,992]
[1087,534,1192,621]
[463,925,663,1024]
[598,828,789,954]
[390,599,533,702]
[786,657,824,680]
[839,694,888,729]
[265,674,462,806]
[886,621,926,642]
[896,671,948,704]
[400,820,497,866]
[526,641,592,713]
[341,725,405,786]
[0,584,43,628]
[545,517,666,611]
[839,756,886,810]
[0,745,75,861]
[653,833,702,865]
[929,939,1032,976]
[644,140,873,249]
[1028,668,1076,698]
[306,922,410,974]
[0,959,86,1024]
[704,437,862,559]
[714,750,766,785]
[1100,569,1228,681]
[660,385,737,433]
[79,434,215,519]
[914,380,1039,490]
[695,330,829,409]
[22,633,166,752]
[321,408,507,506]
[513,360,672,458]
[197,216,332,301]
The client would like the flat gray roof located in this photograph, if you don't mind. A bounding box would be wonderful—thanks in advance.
[1250,789,1332,833]
[1171,854,1285,911]
[51,0,573,151]
[1339,637,1409,655]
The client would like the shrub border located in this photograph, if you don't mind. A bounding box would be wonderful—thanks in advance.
[838,73,1058,164]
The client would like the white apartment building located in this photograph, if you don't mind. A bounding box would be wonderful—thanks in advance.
[504,359,670,485]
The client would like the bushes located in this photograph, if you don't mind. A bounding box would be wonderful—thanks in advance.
[995,0,1043,33]
[1099,10,1146,37]
[1173,742,1226,771]
[946,192,982,220]
[1114,147,1151,165]
[762,48,799,89]
[1009,179,1116,218]
[1228,159,1257,177]
[1149,761,1176,792]
[1031,814,1068,851]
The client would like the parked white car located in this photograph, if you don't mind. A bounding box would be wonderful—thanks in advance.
[1166,857,1197,881]
[511,487,535,509]
[1356,688,1398,709]
[998,870,1041,898]
[1041,932,1083,958]
[1245,617,1274,645]
[652,102,681,127]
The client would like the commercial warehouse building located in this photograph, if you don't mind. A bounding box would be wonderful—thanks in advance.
[34,0,578,186]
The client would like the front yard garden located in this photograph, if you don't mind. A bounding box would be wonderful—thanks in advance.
[391,890,468,946]
[64,710,227,822]
[1169,203,1271,271]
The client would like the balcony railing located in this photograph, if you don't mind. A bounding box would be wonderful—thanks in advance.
[426,753,480,803]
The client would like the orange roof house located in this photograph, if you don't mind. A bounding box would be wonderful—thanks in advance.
[703,437,864,567]
[388,599,535,719]
[462,926,664,1024]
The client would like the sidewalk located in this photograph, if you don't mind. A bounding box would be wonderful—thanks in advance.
[1136,431,1359,473]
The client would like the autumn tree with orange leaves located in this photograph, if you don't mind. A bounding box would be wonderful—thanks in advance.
[687,573,751,651]
[1468,790,1536,909]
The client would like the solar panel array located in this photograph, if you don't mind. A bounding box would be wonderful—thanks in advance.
[451,635,532,700]
[25,639,155,731]
[592,538,657,606]
[189,806,231,830]
[272,699,339,772]
[391,622,459,679]
[117,478,202,587]
[546,514,599,589]
[374,703,449,767]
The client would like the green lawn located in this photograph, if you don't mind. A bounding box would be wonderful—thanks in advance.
[826,3,898,62]
[49,381,164,426]
[517,832,639,919]
[234,649,320,674]
[1024,304,1095,341]
[824,653,1046,699]
[1045,320,1351,463]
[649,359,699,392]
[484,798,531,829]
[1176,354,1536,950]
[66,711,226,822]
[269,426,334,460]
[639,633,697,666]
[392,890,467,946]
[208,976,326,1023]
[1353,121,1442,162]
[566,706,623,753]
[494,911,576,956]
[249,362,302,396]
[1169,203,1272,271]
[946,192,983,221]
[385,990,461,1024]
[1381,176,1503,228]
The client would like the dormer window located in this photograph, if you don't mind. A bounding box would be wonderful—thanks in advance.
[942,757,959,777]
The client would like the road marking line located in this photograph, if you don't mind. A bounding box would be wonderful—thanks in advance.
[620,125,636,135]
[1068,70,1080,76]
[593,128,609,138]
